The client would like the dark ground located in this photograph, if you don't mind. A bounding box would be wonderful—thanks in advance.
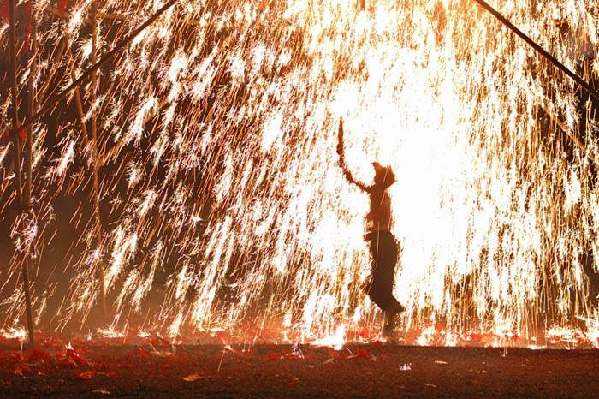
[1,342,597,398]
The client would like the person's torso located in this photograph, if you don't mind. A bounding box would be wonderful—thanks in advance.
[366,189,392,233]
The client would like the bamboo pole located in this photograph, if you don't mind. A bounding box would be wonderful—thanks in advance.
[25,3,37,206]
[23,0,39,348]
[9,0,35,347]
[8,0,22,203]
[71,62,89,144]
[90,1,106,323]
[65,34,89,144]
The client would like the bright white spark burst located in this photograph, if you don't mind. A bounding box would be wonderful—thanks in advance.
[0,0,598,347]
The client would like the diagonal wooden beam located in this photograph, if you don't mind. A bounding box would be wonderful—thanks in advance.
[472,0,599,105]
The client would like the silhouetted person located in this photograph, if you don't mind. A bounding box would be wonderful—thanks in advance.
[336,119,405,336]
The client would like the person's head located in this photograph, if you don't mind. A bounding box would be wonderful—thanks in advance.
[372,162,395,189]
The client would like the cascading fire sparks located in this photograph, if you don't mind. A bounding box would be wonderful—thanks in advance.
[0,0,597,347]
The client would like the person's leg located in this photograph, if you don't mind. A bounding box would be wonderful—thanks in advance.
[371,234,398,306]
[370,233,404,336]
[369,239,391,305]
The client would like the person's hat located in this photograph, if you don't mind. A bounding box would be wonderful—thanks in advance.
[372,162,395,188]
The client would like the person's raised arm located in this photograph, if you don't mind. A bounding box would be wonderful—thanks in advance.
[336,119,370,193]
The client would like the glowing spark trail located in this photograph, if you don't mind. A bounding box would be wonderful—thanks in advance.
[0,0,598,347]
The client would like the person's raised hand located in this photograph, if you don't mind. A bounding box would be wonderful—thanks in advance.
[336,120,344,155]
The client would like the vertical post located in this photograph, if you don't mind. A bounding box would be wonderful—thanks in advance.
[8,0,22,202]
[61,15,90,146]
[90,1,106,323]
[70,57,89,143]
[24,0,38,348]
[9,0,35,347]
[25,2,37,205]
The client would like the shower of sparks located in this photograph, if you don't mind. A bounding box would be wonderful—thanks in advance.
[0,0,598,348]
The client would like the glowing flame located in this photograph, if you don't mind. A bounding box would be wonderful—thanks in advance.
[0,327,27,342]
[311,325,346,351]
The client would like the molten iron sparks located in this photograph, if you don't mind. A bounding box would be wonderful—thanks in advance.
[0,1,598,348]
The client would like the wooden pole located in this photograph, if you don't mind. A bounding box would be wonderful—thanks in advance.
[472,0,599,105]
[25,3,37,205]
[24,0,38,348]
[63,28,89,144]
[70,57,89,143]
[8,0,22,202]
[90,1,106,323]
[25,16,37,205]
[9,0,35,347]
